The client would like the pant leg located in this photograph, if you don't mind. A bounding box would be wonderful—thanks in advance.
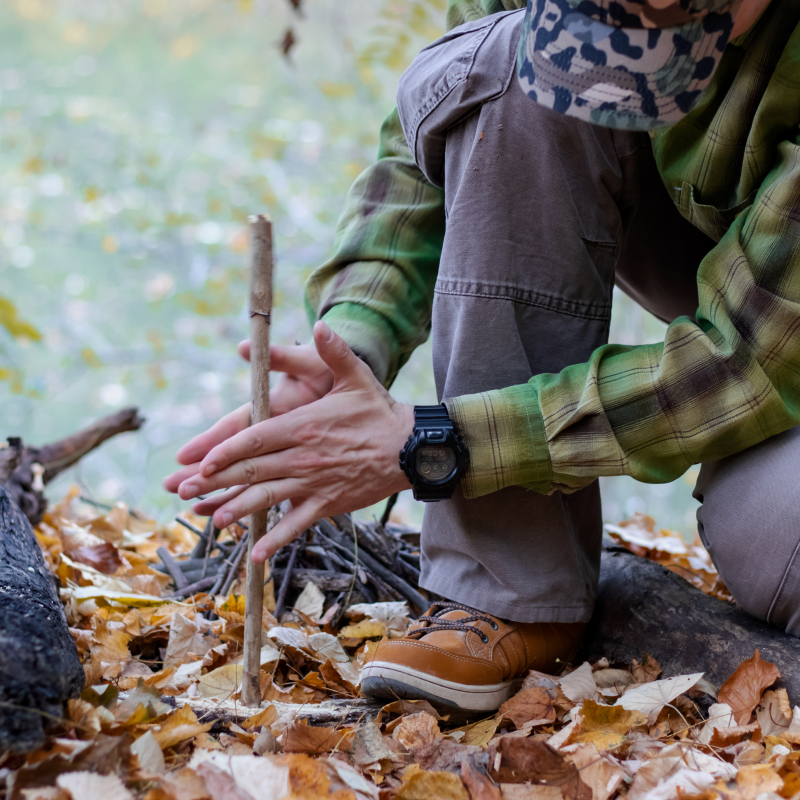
[400,12,645,622]
[694,425,800,637]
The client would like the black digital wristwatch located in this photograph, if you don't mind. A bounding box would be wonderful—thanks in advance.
[399,405,469,501]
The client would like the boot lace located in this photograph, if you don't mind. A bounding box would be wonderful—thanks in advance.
[407,601,499,644]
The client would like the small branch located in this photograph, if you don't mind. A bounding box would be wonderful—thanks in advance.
[157,547,188,591]
[273,534,304,619]
[167,575,218,600]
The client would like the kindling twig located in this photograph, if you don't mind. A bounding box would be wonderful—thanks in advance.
[273,532,305,620]
[157,546,188,591]
[242,214,273,708]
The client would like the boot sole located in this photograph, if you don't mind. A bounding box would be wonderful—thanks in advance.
[361,660,516,712]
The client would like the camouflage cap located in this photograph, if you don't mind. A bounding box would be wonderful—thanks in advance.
[517,0,741,130]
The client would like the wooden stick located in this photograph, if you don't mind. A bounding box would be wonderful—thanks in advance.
[242,215,273,708]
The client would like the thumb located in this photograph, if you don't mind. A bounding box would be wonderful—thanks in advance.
[313,321,366,387]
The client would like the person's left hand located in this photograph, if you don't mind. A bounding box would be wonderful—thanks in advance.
[163,321,413,563]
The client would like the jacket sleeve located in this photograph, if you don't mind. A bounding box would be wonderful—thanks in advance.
[446,134,800,498]
[304,108,445,388]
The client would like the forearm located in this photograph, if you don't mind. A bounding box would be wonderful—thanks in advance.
[447,147,800,498]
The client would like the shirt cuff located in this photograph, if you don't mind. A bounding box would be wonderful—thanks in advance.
[321,303,398,387]
[445,384,553,499]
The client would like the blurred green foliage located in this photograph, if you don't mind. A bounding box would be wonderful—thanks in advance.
[0,0,698,533]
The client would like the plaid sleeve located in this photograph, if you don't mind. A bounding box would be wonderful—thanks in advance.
[447,134,800,499]
[305,109,446,388]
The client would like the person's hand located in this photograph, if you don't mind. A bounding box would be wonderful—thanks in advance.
[163,339,335,500]
[238,340,334,417]
[164,321,412,562]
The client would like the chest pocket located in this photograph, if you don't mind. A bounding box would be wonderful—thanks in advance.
[674,180,759,243]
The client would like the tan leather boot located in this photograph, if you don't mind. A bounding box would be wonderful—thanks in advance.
[361,601,584,712]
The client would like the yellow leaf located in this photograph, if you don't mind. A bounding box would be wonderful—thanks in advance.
[242,704,278,730]
[339,619,387,640]
[570,700,647,751]
[151,704,213,749]
[396,770,470,800]
[452,716,499,747]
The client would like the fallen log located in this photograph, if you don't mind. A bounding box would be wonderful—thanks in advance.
[584,539,800,694]
[0,484,84,752]
[0,409,144,751]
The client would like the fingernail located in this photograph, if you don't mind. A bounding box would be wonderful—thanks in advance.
[203,463,217,476]
[318,321,334,342]
[221,512,233,526]
[183,484,199,498]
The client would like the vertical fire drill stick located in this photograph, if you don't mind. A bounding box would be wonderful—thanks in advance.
[242,215,273,708]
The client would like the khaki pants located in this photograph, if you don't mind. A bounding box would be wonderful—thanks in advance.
[398,10,800,634]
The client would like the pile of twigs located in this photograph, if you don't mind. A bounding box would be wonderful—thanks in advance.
[155,502,436,621]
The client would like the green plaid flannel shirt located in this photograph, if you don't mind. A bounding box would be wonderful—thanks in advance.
[306,0,800,499]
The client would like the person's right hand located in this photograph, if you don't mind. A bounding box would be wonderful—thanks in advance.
[239,340,334,417]
[163,341,334,497]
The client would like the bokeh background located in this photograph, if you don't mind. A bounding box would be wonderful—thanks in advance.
[0,0,700,534]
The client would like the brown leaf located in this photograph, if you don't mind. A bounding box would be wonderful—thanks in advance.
[396,770,470,800]
[461,758,501,800]
[413,740,483,773]
[382,698,445,721]
[395,711,442,751]
[564,743,623,800]
[353,719,395,765]
[498,687,556,729]
[241,704,278,730]
[281,719,353,754]
[708,722,761,748]
[56,772,134,800]
[455,717,500,747]
[718,650,781,724]
[68,543,123,575]
[631,654,662,684]
[716,763,783,800]
[489,738,590,800]
[500,787,562,800]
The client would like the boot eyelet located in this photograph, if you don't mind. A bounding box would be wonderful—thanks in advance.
[490,621,498,630]
[480,633,489,643]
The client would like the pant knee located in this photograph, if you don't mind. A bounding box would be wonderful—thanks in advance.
[695,426,800,636]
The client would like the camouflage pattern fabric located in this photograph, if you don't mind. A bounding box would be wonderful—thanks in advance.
[517,0,738,129]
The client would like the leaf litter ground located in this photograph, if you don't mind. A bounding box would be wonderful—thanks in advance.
[11,492,799,800]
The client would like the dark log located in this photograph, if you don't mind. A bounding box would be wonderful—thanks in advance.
[271,568,355,592]
[0,485,84,752]
[584,539,800,695]
[4,408,145,525]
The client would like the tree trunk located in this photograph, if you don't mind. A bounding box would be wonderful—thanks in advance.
[0,484,84,752]
[583,540,800,694]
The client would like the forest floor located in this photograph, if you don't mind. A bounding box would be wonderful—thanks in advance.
[7,489,797,800]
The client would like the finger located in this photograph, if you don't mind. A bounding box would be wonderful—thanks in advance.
[178,450,292,499]
[270,343,326,379]
[199,413,299,477]
[251,498,320,563]
[313,321,370,388]
[211,479,301,529]
[163,463,201,494]
[238,340,251,362]
[175,403,251,466]
[191,484,248,516]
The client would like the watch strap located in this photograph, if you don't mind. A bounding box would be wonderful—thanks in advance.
[413,404,452,430]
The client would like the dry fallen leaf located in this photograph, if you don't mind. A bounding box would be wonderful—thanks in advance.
[718,649,781,724]
[395,769,470,800]
[559,663,598,705]
[281,719,353,754]
[151,705,213,749]
[618,673,704,724]
[630,654,662,684]
[569,700,646,751]
[498,687,556,729]
[489,738,590,800]
[395,711,442,751]
[56,772,134,800]
[565,743,623,800]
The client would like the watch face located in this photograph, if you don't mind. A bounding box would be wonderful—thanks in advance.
[415,446,457,484]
